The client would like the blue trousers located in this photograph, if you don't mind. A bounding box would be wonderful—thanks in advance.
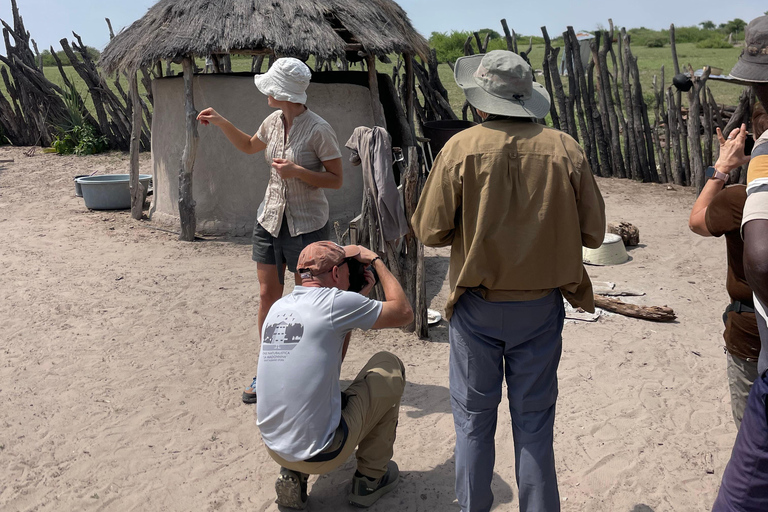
[712,370,768,512]
[449,289,564,512]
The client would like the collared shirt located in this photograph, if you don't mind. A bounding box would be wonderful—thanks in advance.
[256,109,342,237]
[412,119,606,320]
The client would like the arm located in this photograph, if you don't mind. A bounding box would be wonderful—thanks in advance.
[271,157,343,189]
[197,107,267,155]
[411,155,461,247]
[341,331,352,361]
[355,247,413,329]
[743,219,768,306]
[689,124,750,236]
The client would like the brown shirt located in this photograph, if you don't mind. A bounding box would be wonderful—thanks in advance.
[412,119,606,319]
[705,184,761,360]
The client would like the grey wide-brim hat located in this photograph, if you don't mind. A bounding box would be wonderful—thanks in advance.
[730,15,768,84]
[254,57,311,104]
[454,50,550,119]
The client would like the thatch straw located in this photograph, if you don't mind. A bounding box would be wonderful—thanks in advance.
[100,0,429,74]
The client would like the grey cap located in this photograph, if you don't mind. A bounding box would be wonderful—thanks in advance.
[454,50,550,119]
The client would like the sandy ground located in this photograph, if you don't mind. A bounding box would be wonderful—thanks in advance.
[0,145,742,511]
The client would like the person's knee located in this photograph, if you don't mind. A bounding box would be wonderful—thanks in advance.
[366,351,405,400]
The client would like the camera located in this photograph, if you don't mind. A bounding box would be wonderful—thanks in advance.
[347,257,379,293]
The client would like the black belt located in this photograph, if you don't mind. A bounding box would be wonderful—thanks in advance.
[304,416,348,463]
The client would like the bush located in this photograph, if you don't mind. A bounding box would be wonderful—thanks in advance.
[646,38,665,48]
[52,124,108,155]
[696,37,732,49]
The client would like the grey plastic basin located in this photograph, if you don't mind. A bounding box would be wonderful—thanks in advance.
[76,174,152,210]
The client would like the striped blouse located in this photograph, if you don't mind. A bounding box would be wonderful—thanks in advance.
[255,109,342,237]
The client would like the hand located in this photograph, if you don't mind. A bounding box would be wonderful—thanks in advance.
[271,158,302,179]
[197,107,225,127]
[714,123,751,173]
[354,246,379,264]
[359,269,376,297]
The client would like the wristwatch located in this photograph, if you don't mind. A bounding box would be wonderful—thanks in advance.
[705,165,729,184]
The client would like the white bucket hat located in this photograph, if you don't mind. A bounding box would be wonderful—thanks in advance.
[254,57,312,104]
[454,50,550,119]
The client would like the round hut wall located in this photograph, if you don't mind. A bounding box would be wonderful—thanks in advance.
[150,73,377,236]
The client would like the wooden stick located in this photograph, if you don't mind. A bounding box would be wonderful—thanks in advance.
[129,72,144,220]
[594,295,676,322]
[178,57,198,242]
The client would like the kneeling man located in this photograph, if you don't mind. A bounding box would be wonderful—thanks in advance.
[255,241,413,509]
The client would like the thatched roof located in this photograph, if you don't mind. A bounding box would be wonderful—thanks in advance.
[100,0,429,74]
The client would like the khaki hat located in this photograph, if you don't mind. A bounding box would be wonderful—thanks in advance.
[254,57,312,104]
[454,50,550,119]
[730,15,768,84]
[297,241,360,278]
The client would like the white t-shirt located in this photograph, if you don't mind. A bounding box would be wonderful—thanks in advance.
[255,286,382,461]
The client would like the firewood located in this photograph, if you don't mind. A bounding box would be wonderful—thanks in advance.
[594,295,676,322]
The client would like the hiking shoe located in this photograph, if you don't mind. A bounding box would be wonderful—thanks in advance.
[275,467,308,510]
[242,376,258,404]
[348,461,399,508]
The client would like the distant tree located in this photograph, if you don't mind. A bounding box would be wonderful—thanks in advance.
[477,28,501,39]
[699,20,715,30]
[723,18,747,34]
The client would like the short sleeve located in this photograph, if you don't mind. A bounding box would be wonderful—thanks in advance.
[256,111,279,144]
[330,290,383,332]
[705,186,744,237]
[311,123,342,162]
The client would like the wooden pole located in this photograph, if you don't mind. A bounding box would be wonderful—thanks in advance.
[541,43,561,130]
[367,55,386,128]
[178,57,198,242]
[667,86,684,185]
[620,30,640,180]
[129,71,144,220]
[597,31,625,178]
[542,27,569,136]
[562,32,579,140]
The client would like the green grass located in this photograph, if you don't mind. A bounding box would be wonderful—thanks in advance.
[0,43,747,137]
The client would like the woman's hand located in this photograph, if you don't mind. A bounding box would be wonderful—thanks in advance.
[714,123,751,173]
[197,107,226,127]
[272,158,302,179]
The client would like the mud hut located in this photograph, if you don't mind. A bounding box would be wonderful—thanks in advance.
[100,0,430,334]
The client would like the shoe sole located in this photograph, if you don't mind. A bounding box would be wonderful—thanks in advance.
[348,463,399,508]
[275,473,307,510]
[241,392,257,404]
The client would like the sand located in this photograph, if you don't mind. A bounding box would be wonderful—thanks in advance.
[0,145,741,511]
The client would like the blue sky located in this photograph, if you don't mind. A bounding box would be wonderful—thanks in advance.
[0,1,765,53]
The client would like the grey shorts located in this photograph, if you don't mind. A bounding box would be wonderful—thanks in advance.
[252,216,330,284]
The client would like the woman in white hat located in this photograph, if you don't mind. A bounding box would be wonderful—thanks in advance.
[197,57,343,403]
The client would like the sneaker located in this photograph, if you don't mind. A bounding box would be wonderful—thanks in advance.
[348,461,399,508]
[275,467,308,510]
[242,376,258,404]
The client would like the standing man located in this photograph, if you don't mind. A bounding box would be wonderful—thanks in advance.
[412,50,605,512]
[255,241,413,509]
[713,14,768,512]
[688,123,757,428]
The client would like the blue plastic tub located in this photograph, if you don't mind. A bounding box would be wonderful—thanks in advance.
[76,174,152,210]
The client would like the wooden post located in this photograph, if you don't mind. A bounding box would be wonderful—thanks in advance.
[366,55,386,128]
[541,43,561,130]
[597,31,625,178]
[632,55,657,182]
[405,54,416,143]
[129,71,144,220]
[403,146,428,338]
[667,86,684,185]
[178,57,198,242]
[620,30,640,180]
[501,19,515,52]
[686,66,710,190]
[542,27,569,136]
[562,33,579,140]
[565,28,596,168]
